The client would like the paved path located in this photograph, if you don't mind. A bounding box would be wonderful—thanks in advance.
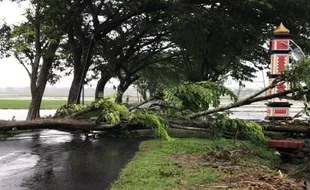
[0,130,143,190]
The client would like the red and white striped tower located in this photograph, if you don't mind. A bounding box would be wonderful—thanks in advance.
[266,23,292,120]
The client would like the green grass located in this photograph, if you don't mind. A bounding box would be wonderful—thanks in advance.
[110,138,278,190]
[0,100,92,109]
[0,130,36,138]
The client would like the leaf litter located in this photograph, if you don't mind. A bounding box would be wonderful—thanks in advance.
[171,148,307,190]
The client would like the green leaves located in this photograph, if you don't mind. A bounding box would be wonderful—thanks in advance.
[93,99,130,124]
[285,58,310,88]
[92,99,172,140]
[0,22,12,58]
[163,81,237,112]
[130,110,173,141]
[54,104,86,118]
[213,113,267,145]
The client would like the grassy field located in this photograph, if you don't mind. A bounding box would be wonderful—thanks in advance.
[110,138,304,190]
[0,100,92,109]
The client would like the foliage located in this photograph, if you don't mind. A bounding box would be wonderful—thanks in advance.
[281,58,310,117]
[54,104,86,118]
[169,1,271,82]
[0,22,12,58]
[164,81,237,112]
[4,0,84,119]
[212,113,267,145]
[57,99,172,140]
[93,99,130,124]
[133,60,181,100]
[286,58,310,89]
[133,1,310,98]
[130,110,173,141]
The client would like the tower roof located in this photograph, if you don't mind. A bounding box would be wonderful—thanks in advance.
[273,23,290,35]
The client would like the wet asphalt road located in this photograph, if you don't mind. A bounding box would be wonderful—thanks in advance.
[0,130,143,190]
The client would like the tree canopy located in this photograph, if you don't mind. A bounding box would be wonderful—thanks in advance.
[1,0,310,120]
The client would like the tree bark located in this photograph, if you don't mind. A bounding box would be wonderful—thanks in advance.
[66,107,101,119]
[128,97,157,111]
[67,73,84,104]
[115,85,125,103]
[140,90,147,101]
[115,75,139,103]
[19,1,85,120]
[26,40,59,120]
[95,71,113,99]
[27,93,42,120]
[0,119,143,132]
[187,79,301,119]
[1,118,310,134]
[67,50,93,105]
[67,31,94,105]
[260,120,310,133]
[27,99,40,120]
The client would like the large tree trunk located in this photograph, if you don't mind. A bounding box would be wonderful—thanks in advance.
[115,81,132,103]
[67,39,94,105]
[67,73,84,104]
[95,71,113,99]
[115,85,125,103]
[0,119,143,132]
[115,75,139,103]
[2,117,310,134]
[27,42,59,120]
[27,93,42,120]
[139,88,147,101]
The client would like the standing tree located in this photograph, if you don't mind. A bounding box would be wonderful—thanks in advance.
[66,0,210,104]
[93,10,174,103]
[6,0,86,120]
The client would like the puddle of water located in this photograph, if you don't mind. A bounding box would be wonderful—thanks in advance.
[0,150,39,190]
[39,134,73,145]
[0,153,39,179]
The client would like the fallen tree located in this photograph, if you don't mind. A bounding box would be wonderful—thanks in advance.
[261,120,310,133]
[170,119,310,134]
[2,59,310,140]
[1,117,310,134]
[0,118,140,132]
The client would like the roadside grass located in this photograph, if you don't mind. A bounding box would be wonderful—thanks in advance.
[110,138,283,190]
[0,100,92,109]
[0,130,36,138]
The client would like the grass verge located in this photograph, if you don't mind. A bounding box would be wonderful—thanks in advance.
[0,129,36,137]
[0,100,92,109]
[110,138,305,190]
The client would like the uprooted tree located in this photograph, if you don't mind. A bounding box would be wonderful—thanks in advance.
[1,58,310,144]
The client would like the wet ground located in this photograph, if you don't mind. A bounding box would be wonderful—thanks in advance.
[0,130,144,190]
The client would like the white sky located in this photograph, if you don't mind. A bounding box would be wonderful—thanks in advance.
[0,0,29,87]
[0,0,266,89]
[0,0,79,88]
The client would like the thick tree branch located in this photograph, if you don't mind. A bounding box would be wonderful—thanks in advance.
[188,81,306,119]
[129,97,157,111]
[0,119,144,132]
[66,107,102,119]
[14,53,31,78]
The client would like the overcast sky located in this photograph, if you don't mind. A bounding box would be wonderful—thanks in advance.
[0,0,81,88]
[0,0,29,87]
[0,0,266,90]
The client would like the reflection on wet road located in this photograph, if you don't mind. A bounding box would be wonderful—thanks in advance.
[0,130,144,190]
